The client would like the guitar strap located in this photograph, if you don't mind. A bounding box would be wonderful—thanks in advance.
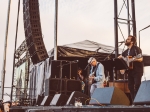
[92,62,100,77]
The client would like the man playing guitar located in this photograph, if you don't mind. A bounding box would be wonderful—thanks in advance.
[88,57,105,96]
[118,35,143,103]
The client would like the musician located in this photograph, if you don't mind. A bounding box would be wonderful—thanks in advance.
[77,68,85,93]
[118,35,143,102]
[88,57,105,96]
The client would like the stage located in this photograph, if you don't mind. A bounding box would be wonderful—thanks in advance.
[10,105,150,112]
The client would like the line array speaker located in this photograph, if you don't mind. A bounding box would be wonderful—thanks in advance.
[23,0,48,64]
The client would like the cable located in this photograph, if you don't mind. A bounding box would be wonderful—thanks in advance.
[85,98,104,106]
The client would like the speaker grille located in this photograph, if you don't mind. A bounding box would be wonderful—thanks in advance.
[45,78,82,96]
[66,80,82,91]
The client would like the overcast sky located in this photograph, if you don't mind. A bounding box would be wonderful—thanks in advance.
[0,0,150,101]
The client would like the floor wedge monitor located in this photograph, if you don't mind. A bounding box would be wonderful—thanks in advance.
[134,80,150,105]
[89,87,130,105]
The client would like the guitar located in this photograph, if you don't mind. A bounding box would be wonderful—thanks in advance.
[120,54,142,74]
[88,63,100,85]
[88,72,95,85]
[122,56,134,69]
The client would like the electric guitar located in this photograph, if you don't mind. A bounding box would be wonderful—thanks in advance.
[88,72,95,85]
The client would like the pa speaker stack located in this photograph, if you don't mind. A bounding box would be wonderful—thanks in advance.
[45,78,82,96]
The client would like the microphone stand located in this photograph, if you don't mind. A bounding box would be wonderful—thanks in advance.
[103,42,123,86]
[104,42,123,61]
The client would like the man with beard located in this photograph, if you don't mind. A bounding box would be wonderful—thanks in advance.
[118,35,143,103]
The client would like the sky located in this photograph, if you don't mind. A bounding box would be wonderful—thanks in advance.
[0,0,150,101]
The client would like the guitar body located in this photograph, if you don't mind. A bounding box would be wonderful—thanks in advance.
[120,54,142,74]
[88,74,95,85]
[120,56,133,74]
[126,56,133,69]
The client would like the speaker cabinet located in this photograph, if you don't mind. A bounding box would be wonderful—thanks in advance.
[134,80,150,105]
[66,91,90,105]
[89,87,130,105]
[45,78,66,96]
[23,0,48,64]
[66,80,82,94]
[51,60,77,79]
[45,78,82,96]
[50,94,69,106]
[40,96,53,106]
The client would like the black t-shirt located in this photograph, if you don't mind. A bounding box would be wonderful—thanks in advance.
[122,45,143,73]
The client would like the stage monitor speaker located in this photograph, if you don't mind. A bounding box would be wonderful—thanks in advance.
[50,94,69,106]
[36,95,44,106]
[66,91,90,105]
[40,96,53,106]
[134,80,150,105]
[89,87,130,105]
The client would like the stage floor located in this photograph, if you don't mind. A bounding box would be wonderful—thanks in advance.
[10,105,150,112]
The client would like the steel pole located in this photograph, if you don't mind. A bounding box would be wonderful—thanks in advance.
[0,0,12,100]
[127,0,130,35]
[10,0,20,101]
[114,0,118,58]
[131,0,137,38]
[54,0,58,60]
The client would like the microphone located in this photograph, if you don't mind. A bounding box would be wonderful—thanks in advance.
[118,41,125,43]
[96,47,101,52]
[84,63,90,70]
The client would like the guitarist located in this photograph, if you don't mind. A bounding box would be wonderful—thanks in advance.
[88,57,105,96]
[118,35,143,102]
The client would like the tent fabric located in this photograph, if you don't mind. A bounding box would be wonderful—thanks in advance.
[48,40,123,58]
[48,40,150,65]
[63,40,122,53]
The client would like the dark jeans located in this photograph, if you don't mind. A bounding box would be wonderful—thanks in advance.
[128,70,143,102]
